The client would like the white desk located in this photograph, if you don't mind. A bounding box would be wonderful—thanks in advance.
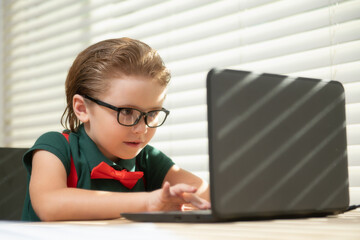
[1,209,360,240]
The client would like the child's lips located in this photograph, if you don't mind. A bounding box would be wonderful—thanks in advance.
[124,141,142,147]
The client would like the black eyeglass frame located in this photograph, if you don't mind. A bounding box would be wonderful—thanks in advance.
[83,95,170,128]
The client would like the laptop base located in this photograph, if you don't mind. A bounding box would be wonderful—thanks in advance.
[121,209,343,223]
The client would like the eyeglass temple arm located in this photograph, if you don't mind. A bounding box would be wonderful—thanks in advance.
[83,95,120,112]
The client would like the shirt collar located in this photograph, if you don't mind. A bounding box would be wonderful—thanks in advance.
[77,124,136,172]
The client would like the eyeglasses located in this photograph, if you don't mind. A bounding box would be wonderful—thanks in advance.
[83,95,170,128]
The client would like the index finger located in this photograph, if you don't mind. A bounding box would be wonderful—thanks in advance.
[182,193,211,210]
[169,184,197,198]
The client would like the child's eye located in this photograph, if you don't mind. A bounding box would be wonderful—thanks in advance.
[148,111,159,118]
[120,108,134,116]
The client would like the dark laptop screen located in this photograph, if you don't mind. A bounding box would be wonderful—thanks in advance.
[207,69,349,219]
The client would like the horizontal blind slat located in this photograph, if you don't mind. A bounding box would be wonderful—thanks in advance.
[8,1,86,39]
[7,0,260,61]
[6,103,65,120]
[160,14,360,63]
[6,74,66,96]
[5,88,65,108]
[9,44,84,73]
[6,0,211,51]
[168,72,207,93]
[166,89,206,109]
[149,0,352,50]
[7,0,145,38]
[348,145,360,166]
[4,124,63,144]
[346,103,360,125]
[291,61,360,83]
[171,155,209,172]
[349,187,360,205]
[167,105,207,125]
[347,125,360,145]
[7,61,71,84]
[231,41,360,77]
[152,121,207,142]
[152,138,208,157]
[5,0,159,44]
[344,82,360,104]
[6,0,84,27]
[5,115,62,133]
[4,0,45,16]
[8,1,360,72]
[349,167,360,187]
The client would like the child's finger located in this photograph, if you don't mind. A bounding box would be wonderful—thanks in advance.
[161,181,172,198]
[169,184,197,198]
[183,193,211,209]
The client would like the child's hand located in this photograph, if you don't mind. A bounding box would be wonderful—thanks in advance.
[147,181,211,212]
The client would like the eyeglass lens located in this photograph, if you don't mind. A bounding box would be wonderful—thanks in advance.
[118,108,167,127]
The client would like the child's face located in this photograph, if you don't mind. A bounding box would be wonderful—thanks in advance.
[84,75,167,161]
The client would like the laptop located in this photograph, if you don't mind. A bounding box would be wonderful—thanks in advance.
[121,68,350,222]
[0,147,28,220]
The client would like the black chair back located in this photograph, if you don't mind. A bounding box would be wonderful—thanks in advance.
[0,148,28,220]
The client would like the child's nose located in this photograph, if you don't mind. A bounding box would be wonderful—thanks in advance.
[132,116,148,134]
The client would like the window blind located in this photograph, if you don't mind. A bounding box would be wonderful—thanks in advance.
[1,0,360,205]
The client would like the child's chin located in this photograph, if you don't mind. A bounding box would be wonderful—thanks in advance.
[121,150,142,160]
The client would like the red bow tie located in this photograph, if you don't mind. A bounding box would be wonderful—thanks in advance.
[90,162,144,189]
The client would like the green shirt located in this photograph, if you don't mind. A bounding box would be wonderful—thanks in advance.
[21,125,174,221]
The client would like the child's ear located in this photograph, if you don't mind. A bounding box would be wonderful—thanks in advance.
[73,94,90,123]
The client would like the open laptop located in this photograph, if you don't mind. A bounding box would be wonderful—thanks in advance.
[121,68,349,222]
